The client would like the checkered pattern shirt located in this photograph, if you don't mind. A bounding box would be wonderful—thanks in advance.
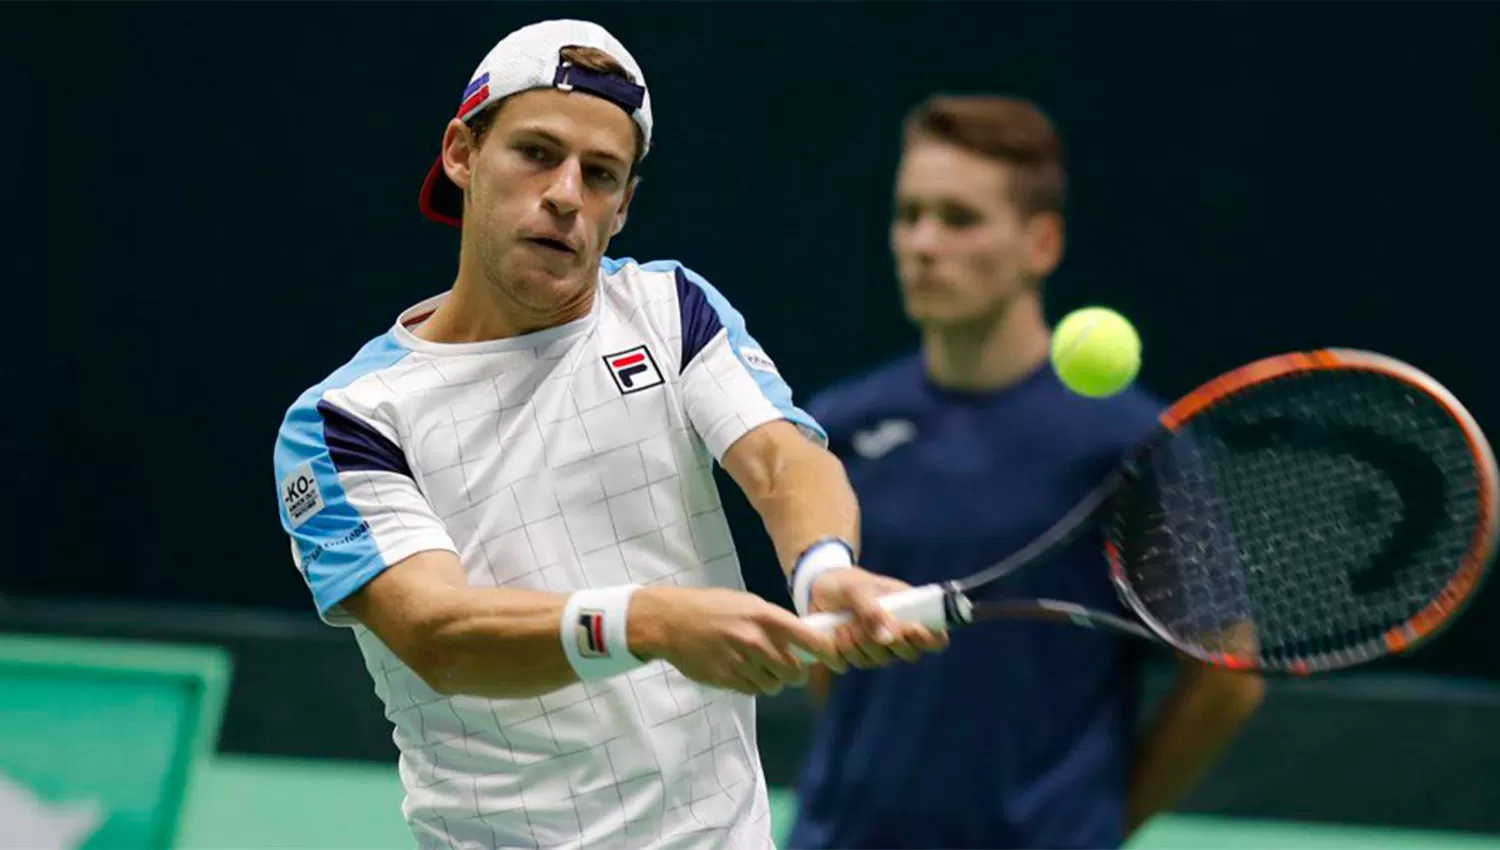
[272,257,823,850]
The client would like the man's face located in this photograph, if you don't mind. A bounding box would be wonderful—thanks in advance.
[445,89,637,316]
[890,138,1060,328]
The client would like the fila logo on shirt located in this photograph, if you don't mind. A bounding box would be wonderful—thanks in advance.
[603,344,664,395]
[577,608,609,657]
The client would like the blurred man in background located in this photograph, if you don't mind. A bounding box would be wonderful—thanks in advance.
[272,19,939,850]
[786,95,1265,849]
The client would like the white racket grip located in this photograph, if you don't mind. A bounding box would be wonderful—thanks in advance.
[794,584,951,662]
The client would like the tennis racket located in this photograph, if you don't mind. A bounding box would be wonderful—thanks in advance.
[802,349,1499,675]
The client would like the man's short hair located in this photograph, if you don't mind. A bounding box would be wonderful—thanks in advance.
[903,95,1066,218]
[468,45,646,172]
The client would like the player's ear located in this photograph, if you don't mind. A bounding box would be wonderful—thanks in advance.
[1026,211,1065,280]
[441,119,476,192]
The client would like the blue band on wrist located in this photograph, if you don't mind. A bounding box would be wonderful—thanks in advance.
[790,537,855,616]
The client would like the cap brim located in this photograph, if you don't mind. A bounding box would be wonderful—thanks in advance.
[418,158,463,228]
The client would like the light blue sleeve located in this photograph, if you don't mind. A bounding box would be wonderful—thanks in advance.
[271,335,452,623]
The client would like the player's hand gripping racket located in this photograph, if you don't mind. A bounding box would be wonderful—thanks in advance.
[802,349,1498,674]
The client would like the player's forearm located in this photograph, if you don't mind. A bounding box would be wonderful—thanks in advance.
[1124,663,1264,835]
[743,436,862,579]
[404,585,686,700]
[403,586,582,699]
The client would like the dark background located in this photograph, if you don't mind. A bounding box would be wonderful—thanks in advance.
[3,1,1499,829]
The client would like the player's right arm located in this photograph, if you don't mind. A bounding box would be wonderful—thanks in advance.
[341,553,849,700]
[275,388,843,700]
[339,551,579,698]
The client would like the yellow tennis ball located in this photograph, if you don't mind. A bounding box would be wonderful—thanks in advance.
[1050,307,1142,398]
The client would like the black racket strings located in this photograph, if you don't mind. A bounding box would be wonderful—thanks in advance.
[1111,370,1483,669]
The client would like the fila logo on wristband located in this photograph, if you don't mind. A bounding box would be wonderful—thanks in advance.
[561,585,646,682]
[577,609,608,657]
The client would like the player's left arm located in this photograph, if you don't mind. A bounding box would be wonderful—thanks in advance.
[719,419,858,585]
[720,421,945,667]
[1123,655,1264,837]
[668,262,943,668]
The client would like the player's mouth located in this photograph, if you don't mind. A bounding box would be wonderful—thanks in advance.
[523,236,578,257]
[905,277,950,294]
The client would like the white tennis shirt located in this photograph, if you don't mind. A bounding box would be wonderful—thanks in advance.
[272,257,824,850]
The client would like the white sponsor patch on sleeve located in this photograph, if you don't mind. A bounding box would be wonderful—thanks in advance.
[739,346,781,376]
[282,462,326,528]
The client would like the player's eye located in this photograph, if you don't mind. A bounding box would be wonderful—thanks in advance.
[519,144,554,164]
[940,206,980,229]
[893,203,920,225]
[585,166,621,190]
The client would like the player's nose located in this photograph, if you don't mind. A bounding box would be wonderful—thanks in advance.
[542,159,584,217]
[906,215,945,255]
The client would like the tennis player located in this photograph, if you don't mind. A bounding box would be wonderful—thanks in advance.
[271,20,941,850]
[787,95,1265,849]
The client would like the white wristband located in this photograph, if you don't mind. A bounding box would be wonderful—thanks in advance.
[791,539,855,617]
[561,585,646,681]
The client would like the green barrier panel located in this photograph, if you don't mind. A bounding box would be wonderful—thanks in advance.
[0,633,231,850]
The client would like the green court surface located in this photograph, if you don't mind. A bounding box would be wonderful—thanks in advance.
[3,632,1497,849]
[177,753,1500,850]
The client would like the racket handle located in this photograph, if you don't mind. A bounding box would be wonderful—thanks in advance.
[794,584,953,662]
